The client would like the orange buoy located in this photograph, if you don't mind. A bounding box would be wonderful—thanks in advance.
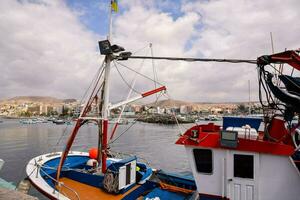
[89,148,98,159]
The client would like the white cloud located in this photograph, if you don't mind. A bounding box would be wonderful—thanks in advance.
[0,0,101,99]
[111,0,300,102]
[0,0,299,103]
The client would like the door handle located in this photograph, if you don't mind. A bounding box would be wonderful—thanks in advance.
[228,178,233,182]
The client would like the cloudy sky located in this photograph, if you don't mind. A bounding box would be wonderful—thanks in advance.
[0,0,299,103]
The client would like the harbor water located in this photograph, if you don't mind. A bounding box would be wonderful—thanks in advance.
[0,119,211,199]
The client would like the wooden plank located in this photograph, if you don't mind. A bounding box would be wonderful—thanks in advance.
[57,177,140,200]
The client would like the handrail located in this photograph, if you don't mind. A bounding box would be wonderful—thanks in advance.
[39,165,80,200]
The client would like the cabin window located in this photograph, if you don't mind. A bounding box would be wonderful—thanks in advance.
[234,154,254,179]
[193,149,213,174]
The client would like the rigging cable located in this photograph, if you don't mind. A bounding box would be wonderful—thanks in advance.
[150,43,159,99]
[163,92,186,135]
[116,61,164,86]
[79,59,105,106]
[50,60,106,152]
[132,44,150,55]
[109,48,150,141]
[108,91,164,145]
[113,61,141,94]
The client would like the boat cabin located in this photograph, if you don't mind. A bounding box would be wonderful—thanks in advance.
[176,117,300,200]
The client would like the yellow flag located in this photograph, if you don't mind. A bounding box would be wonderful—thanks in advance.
[111,0,118,12]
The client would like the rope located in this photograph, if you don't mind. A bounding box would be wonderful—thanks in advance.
[268,64,300,91]
[257,61,300,141]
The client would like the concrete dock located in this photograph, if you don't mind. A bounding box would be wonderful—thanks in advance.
[0,188,38,200]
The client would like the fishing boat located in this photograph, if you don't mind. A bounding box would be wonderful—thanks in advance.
[24,1,300,199]
[24,44,196,199]
[25,2,197,200]
[204,115,220,121]
[36,118,48,123]
[176,50,300,200]
[109,118,128,125]
[20,119,37,124]
[52,119,66,125]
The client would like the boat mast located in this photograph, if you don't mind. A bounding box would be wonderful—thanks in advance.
[99,1,113,173]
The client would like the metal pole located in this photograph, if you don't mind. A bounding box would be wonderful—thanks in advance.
[101,56,111,174]
[100,0,113,173]
[248,80,251,115]
[127,55,257,64]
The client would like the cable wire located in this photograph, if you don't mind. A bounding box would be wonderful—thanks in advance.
[116,61,164,86]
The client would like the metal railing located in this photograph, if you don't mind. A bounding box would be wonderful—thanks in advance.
[37,165,80,200]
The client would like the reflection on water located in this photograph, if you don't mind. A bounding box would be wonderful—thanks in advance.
[0,119,203,199]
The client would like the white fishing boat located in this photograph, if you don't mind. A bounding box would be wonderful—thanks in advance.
[25,1,197,199]
[109,118,128,125]
[176,50,300,200]
[20,119,37,124]
[24,1,300,199]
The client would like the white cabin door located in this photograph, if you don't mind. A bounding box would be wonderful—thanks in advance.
[227,152,259,200]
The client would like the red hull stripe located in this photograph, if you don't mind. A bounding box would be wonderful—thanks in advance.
[142,86,166,97]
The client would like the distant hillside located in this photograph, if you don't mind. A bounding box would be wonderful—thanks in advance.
[146,99,259,108]
[62,99,77,103]
[147,99,195,107]
[0,96,77,104]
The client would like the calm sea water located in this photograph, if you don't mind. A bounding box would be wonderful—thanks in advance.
[0,118,203,199]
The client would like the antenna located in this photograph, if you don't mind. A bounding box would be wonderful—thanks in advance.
[248,80,251,115]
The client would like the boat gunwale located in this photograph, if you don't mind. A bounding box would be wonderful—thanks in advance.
[26,151,89,200]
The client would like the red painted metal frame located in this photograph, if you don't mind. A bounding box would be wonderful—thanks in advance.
[56,77,102,180]
[102,119,108,173]
[176,124,295,156]
[142,86,166,97]
[110,122,119,140]
[270,50,300,70]
[56,119,82,180]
